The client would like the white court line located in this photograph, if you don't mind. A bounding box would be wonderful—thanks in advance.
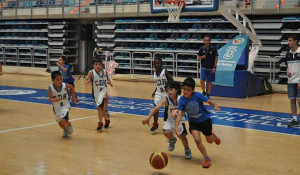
[0,98,299,136]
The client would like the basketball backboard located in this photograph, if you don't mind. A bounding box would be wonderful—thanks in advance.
[150,0,219,13]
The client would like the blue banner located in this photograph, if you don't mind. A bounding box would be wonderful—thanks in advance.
[214,35,249,87]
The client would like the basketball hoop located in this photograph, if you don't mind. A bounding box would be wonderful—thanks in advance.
[164,0,186,22]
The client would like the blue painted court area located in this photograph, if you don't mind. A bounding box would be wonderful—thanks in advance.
[0,85,299,136]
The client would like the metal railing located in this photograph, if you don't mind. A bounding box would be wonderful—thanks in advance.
[0,0,299,20]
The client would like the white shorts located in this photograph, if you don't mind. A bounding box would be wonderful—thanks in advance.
[54,107,69,123]
[154,92,167,105]
[94,90,107,107]
[163,121,186,135]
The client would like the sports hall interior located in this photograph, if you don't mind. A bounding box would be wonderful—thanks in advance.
[0,0,300,175]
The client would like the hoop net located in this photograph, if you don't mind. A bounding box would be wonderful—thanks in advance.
[164,0,186,22]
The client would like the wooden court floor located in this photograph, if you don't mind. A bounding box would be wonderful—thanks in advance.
[0,74,299,175]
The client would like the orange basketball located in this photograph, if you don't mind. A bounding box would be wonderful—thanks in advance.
[149,152,168,169]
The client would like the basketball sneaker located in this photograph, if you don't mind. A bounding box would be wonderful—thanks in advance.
[67,123,73,135]
[97,122,103,132]
[150,122,159,132]
[62,130,68,138]
[287,119,299,128]
[203,159,211,168]
[184,149,192,159]
[104,119,110,128]
[212,132,221,145]
[168,137,177,152]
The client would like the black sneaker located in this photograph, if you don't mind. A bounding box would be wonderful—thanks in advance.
[150,122,159,132]
[287,119,299,128]
[97,122,103,132]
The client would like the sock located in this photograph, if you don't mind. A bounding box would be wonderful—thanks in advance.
[205,156,210,160]
[293,116,297,121]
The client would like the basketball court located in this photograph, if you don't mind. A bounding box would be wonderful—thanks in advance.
[0,74,299,175]
[0,0,299,174]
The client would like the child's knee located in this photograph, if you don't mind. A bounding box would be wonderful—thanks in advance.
[194,138,202,145]
[60,118,68,125]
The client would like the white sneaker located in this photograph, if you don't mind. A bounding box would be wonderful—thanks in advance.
[168,137,177,152]
[185,149,192,159]
[67,123,73,135]
[62,130,68,138]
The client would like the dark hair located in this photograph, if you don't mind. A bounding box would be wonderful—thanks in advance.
[165,81,182,95]
[92,58,103,65]
[182,77,195,89]
[154,57,163,64]
[203,35,211,40]
[60,56,68,64]
[288,35,299,45]
[51,71,62,80]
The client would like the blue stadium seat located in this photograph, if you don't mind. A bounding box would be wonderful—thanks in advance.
[188,23,202,31]
[177,33,190,41]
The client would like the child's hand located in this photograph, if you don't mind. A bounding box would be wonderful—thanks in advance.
[56,62,60,66]
[72,97,76,103]
[54,98,60,102]
[176,127,181,135]
[108,81,113,87]
[214,106,221,111]
[142,119,150,126]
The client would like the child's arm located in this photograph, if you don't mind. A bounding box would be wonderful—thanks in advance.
[206,99,221,111]
[48,88,60,103]
[66,84,76,102]
[84,71,92,85]
[142,98,167,126]
[58,64,68,72]
[165,69,174,82]
[175,110,184,134]
[106,74,113,87]
[152,87,157,98]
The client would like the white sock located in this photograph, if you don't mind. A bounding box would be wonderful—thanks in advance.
[293,116,297,121]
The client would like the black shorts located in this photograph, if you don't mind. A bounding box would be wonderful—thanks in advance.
[189,118,212,136]
[67,82,75,87]
[63,112,69,122]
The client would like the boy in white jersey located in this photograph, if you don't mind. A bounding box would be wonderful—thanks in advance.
[150,58,173,132]
[85,58,112,132]
[143,81,191,159]
[48,71,76,138]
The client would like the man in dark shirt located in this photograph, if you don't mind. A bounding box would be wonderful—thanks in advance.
[197,36,218,99]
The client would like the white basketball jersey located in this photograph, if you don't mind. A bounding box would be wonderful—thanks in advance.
[166,96,185,124]
[49,83,70,115]
[154,69,167,96]
[92,69,108,100]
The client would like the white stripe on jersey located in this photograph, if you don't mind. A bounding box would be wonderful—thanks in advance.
[154,69,167,96]
[92,69,108,103]
[166,96,185,124]
[49,83,70,115]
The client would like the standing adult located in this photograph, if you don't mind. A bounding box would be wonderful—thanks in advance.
[286,35,300,127]
[197,35,218,99]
